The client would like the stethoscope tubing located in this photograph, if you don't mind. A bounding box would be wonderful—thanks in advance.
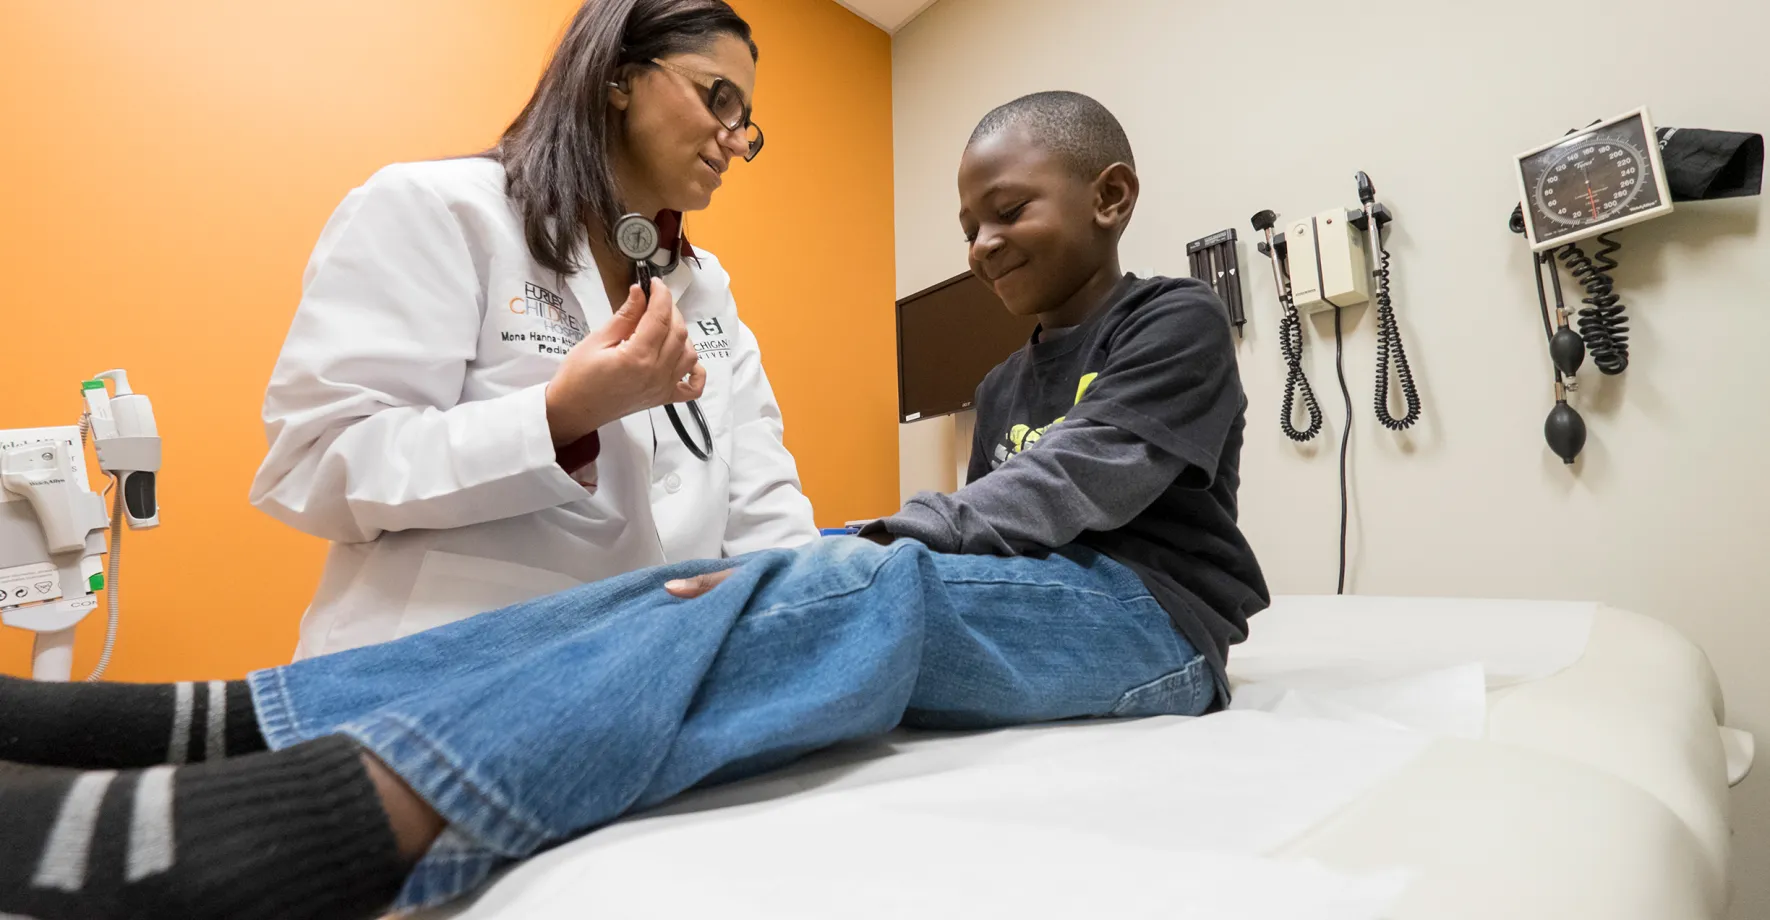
[626,221,714,463]
[665,400,712,461]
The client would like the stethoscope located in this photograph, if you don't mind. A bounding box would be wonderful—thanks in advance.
[615,212,714,462]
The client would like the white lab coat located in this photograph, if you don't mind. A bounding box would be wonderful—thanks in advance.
[251,158,817,659]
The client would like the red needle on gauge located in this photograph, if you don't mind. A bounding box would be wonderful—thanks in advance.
[1585,185,1600,219]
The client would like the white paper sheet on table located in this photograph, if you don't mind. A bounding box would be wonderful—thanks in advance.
[1231,663,1489,738]
[429,712,1427,920]
[465,830,1410,920]
[1232,595,1597,688]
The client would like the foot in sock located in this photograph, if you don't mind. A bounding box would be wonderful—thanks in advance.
[0,736,406,920]
[0,674,266,769]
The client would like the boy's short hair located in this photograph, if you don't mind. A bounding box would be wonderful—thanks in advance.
[967,91,1135,179]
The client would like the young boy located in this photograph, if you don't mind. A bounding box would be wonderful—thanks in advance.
[0,91,1267,920]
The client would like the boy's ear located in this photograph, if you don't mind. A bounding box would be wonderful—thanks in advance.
[1092,163,1139,234]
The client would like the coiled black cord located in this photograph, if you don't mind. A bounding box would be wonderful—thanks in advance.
[1370,241,1420,430]
[1277,278,1324,442]
[1557,233,1629,375]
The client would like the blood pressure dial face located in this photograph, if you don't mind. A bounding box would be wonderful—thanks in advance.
[1518,112,1667,247]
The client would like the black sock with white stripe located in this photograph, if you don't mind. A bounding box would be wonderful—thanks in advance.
[0,674,265,769]
[0,735,405,920]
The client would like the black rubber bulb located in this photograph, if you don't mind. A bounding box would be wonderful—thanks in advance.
[1545,399,1586,465]
[1550,325,1585,378]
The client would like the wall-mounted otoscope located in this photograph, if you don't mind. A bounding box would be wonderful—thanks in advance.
[1250,209,1322,442]
[1250,171,1417,443]
[1247,172,1420,597]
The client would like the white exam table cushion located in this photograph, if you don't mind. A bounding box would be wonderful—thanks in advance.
[1234,596,1732,890]
[1275,737,1719,919]
[415,595,1734,920]
[428,713,1426,919]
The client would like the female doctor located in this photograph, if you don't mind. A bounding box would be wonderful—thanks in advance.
[250,0,817,659]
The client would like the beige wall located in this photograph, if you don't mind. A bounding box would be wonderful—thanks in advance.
[891,0,1770,914]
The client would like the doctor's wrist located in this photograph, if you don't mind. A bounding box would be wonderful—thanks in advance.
[543,381,609,448]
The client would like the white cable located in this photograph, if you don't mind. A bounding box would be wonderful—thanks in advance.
[75,413,122,682]
[85,482,122,682]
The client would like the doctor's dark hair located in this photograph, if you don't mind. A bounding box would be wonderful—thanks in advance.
[967,91,1135,179]
[491,0,758,275]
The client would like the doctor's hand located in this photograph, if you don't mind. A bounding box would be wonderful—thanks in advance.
[545,278,706,447]
[664,569,733,599]
[665,532,899,599]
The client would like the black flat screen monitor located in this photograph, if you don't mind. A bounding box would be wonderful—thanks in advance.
[895,272,1038,422]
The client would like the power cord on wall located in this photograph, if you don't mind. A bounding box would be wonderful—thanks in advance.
[1332,307,1351,595]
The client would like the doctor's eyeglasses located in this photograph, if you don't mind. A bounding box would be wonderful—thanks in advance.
[649,59,764,162]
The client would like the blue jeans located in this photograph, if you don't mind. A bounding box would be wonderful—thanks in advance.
[246,537,1210,909]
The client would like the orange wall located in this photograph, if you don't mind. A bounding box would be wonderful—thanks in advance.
[0,0,895,681]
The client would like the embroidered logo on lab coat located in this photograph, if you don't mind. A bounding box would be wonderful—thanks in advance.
[504,282,586,355]
[691,316,733,360]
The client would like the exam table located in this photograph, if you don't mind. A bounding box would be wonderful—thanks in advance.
[420,596,1747,920]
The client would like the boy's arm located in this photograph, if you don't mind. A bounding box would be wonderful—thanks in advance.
[876,420,1187,553]
[867,281,1239,555]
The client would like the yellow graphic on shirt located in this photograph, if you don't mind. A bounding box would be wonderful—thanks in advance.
[1004,372,1097,456]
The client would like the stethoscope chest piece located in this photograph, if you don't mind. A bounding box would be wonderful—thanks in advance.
[616,213,662,264]
[615,212,679,285]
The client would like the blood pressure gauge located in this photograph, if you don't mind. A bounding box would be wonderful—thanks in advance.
[1514,106,1674,252]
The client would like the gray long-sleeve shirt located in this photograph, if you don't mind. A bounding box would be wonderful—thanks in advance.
[867,274,1270,696]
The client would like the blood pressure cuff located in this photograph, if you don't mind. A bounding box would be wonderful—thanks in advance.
[1656,127,1763,201]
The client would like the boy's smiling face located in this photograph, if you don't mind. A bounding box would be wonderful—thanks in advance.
[957,124,1134,324]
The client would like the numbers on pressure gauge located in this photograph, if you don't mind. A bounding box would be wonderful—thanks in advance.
[1513,107,1672,251]
[1534,141,1651,227]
